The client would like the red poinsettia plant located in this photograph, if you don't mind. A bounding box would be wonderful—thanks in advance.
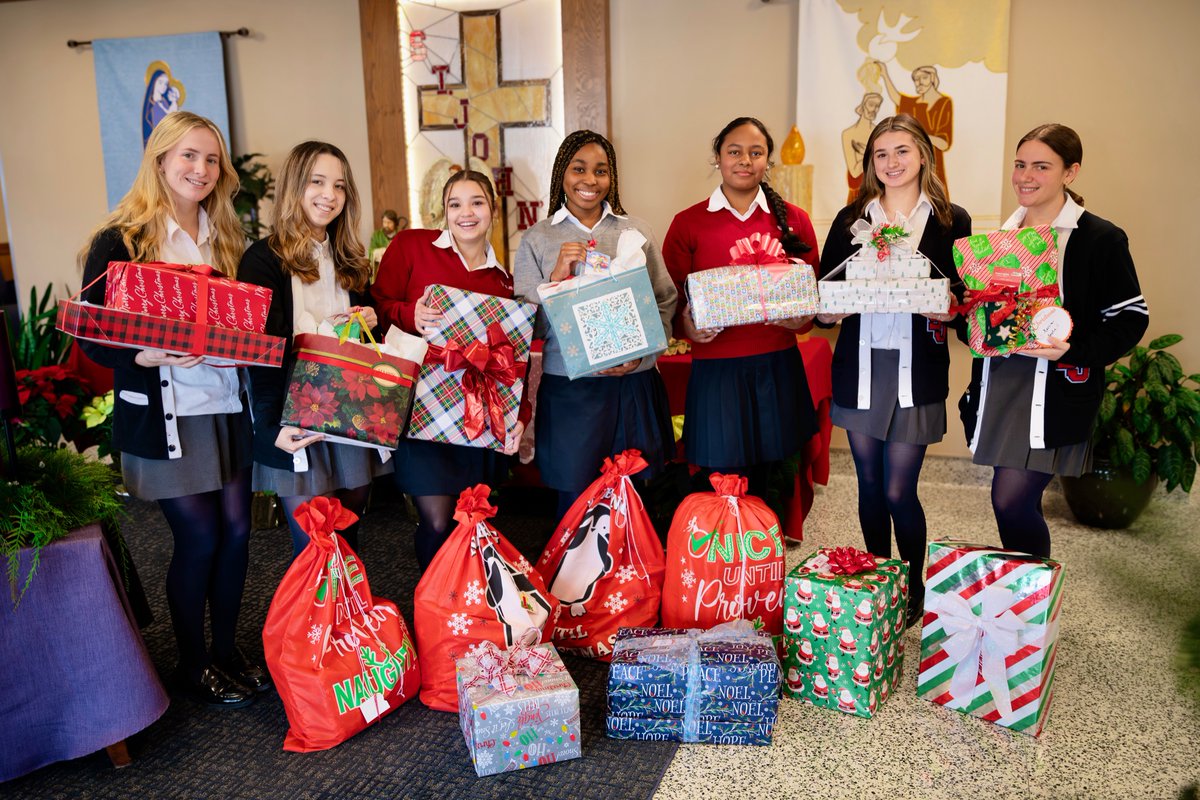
[13,365,95,449]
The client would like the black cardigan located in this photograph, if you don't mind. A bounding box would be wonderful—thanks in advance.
[959,210,1149,448]
[819,203,972,409]
[236,238,372,471]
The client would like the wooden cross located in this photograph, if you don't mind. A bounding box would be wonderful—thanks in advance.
[418,10,551,260]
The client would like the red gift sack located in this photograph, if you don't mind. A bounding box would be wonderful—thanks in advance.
[262,497,420,752]
[413,485,560,711]
[661,473,786,636]
[535,450,665,661]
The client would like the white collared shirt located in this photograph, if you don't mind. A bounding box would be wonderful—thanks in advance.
[707,186,770,222]
[864,194,933,349]
[432,228,505,273]
[550,201,625,235]
[160,208,242,418]
[292,237,349,334]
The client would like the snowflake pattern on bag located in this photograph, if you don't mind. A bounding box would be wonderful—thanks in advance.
[464,580,484,606]
[572,287,649,364]
[448,612,473,636]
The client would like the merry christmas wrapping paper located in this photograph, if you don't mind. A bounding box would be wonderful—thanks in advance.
[104,261,271,333]
[780,548,908,719]
[916,541,1064,737]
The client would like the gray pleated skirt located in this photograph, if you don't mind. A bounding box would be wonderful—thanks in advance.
[971,354,1092,476]
[830,348,946,445]
[122,412,253,501]
[252,440,393,497]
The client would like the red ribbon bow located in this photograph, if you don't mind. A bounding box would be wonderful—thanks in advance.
[453,484,498,526]
[601,448,649,481]
[292,496,360,550]
[709,472,749,497]
[951,283,1060,327]
[462,641,561,697]
[425,323,526,441]
[728,233,787,266]
[824,546,877,575]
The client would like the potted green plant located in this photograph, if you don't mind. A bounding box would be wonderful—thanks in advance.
[1060,334,1200,528]
[232,152,275,241]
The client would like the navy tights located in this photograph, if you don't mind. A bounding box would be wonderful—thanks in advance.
[846,431,928,603]
[282,486,371,560]
[156,467,253,678]
[991,467,1055,558]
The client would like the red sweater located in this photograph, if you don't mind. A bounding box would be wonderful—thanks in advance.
[662,199,820,359]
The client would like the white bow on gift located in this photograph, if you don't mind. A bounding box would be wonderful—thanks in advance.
[849,212,914,259]
[927,582,1043,718]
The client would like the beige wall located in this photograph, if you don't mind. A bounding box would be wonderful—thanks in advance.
[0,0,372,299]
[612,0,1200,457]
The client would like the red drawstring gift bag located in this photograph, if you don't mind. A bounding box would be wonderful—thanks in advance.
[661,473,786,636]
[262,497,420,752]
[413,485,560,711]
[535,449,666,661]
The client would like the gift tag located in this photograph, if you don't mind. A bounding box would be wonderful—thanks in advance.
[1032,306,1073,344]
[358,690,390,723]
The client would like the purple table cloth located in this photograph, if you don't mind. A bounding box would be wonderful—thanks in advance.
[0,525,169,781]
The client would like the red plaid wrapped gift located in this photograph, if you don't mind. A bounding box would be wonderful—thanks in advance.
[104,261,272,333]
[406,285,536,451]
[57,299,286,367]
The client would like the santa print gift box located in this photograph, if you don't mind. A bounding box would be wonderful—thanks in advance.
[104,260,272,333]
[686,232,819,329]
[455,641,581,776]
[406,285,536,451]
[605,622,781,746]
[916,541,1064,737]
[780,547,908,719]
[818,218,950,315]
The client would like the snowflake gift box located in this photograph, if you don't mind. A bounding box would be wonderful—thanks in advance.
[951,226,1062,356]
[818,218,949,315]
[686,233,819,329]
[537,231,667,379]
[605,622,780,746]
[780,548,908,719]
[406,285,536,451]
[916,541,1064,737]
[455,641,581,777]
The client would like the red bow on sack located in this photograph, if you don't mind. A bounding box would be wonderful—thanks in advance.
[293,496,360,550]
[710,472,749,498]
[425,323,526,441]
[453,484,498,526]
[602,448,649,481]
[951,284,1060,327]
[462,640,562,697]
[824,546,878,575]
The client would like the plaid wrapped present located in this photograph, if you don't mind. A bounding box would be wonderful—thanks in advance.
[951,226,1062,356]
[104,261,271,333]
[57,299,285,367]
[406,285,536,451]
[687,233,819,329]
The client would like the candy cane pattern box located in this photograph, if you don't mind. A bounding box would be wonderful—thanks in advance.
[916,541,1064,737]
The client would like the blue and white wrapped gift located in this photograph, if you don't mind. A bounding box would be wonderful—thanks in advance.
[537,231,668,380]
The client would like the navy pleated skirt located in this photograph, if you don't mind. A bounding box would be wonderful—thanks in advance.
[535,368,673,493]
[684,347,817,468]
[392,437,514,497]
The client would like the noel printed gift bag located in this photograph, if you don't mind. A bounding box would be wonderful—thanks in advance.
[414,485,560,711]
[687,233,819,329]
[536,450,666,661]
[781,547,908,719]
[916,540,1064,737]
[262,497,420,752]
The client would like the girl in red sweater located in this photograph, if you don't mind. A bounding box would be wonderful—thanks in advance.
[662,117,821,498]
[372,171,524,570]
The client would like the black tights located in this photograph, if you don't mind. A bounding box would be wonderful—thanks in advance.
[411,494,457,572]
[991,467,1055,558]
[282,485,371,560]
[157,467,253,678]
[846,431,928,603]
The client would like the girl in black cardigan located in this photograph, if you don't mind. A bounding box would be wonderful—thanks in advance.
[817,115,971,625]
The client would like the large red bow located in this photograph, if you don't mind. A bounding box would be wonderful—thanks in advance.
[462,641,562,697]
[952,283,1060,327]
[728,233,787,266]
[825,546,877,575]
[453,483,498,525]
[292,496,360,550]
[425,322,526,441]
[601,448,649,481]
[710,472,749,497]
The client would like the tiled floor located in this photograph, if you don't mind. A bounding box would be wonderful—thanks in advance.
[653,451,1200,800]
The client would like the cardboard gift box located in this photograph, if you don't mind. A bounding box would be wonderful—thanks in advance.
[818,277,949,315]
[455,642,581,776]
[687,233,819,329]
[104,261,272,333]
[57,299,285,368]
[406,285,536,451]
[916,540,1064,737]
[605,623,780,746]
[952,226,1062,356]
[282,327,428,449]
[780,548,908,718]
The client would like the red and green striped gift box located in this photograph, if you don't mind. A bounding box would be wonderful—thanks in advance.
[916,541,1064,737]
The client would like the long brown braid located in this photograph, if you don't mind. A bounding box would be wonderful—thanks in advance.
[547,130,626,215]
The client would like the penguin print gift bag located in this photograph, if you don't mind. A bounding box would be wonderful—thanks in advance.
[536,450,666,661]
[661,473,785,637]
[413,485,561,711]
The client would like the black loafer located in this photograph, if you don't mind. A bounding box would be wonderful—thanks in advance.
[905,598,925,630]
[215,647,273,694]
[184,665,255,708]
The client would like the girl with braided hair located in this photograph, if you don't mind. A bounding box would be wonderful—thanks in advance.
[662,116,820,499]
[514,130,677,520]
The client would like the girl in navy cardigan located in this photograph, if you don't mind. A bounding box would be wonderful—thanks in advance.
[818,114,970,626]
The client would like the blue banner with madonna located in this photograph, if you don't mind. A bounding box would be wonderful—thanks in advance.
[93,32,231,210]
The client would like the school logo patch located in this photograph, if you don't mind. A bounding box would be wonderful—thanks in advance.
[1056,364,1090,383]
[926,319,946,344]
